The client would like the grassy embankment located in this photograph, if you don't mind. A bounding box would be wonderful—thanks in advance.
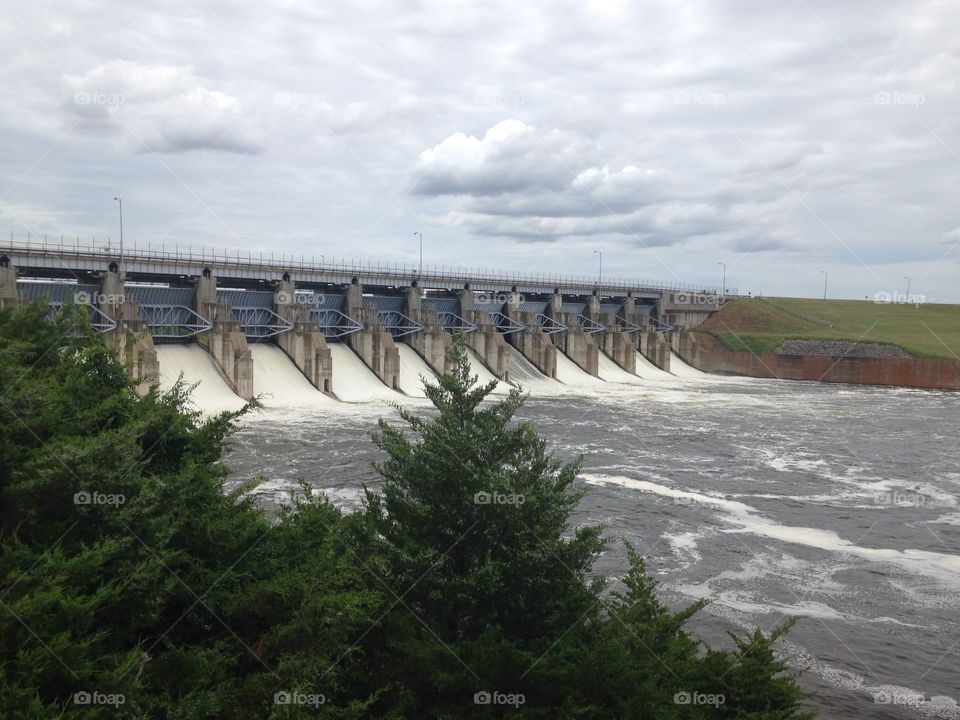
[698,297,960,359]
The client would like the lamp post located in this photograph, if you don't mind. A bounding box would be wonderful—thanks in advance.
[413,232,423,283]
[904,275,911,301]
[113,196,124,269]
[820,270,828,300]
[718,261,726,297]
[593,249,602,294]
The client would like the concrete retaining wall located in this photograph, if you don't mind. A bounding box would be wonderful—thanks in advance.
[601,329,637,373]
[194,276,254,400]
[344,284,400,390]
[100,273,159,395]
[274,281,334,394]
[673,331,960,390]
[404,287,453,374]
[640,331,671,371]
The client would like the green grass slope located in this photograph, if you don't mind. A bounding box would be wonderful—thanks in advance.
[698,297,960,359]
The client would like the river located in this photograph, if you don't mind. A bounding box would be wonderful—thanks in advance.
[223,364,960,719]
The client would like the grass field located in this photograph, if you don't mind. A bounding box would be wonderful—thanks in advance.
[698,297,960,359]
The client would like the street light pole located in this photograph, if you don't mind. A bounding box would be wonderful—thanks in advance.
[820,270,828,300]
[413,232,423,283]
[718,261,726,297]
[904,275,911,300]
[593,250,602,293]
[113,196,124,269]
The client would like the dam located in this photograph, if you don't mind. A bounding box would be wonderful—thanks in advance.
[0,238,734,404]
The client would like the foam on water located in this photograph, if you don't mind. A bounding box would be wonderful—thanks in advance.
[250,344,337,409]
[634,351,677,381]
[507,345,562,393]
[555,350,607,387]
[584,473,960,587]
[328,343,405,403]
[396,344,436,398]
[597,351,644,384]
[669,351,714,379]
[157,344,247,414]
[464,347,512,395]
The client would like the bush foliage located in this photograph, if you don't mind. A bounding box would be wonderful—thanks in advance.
[0,303,813,718]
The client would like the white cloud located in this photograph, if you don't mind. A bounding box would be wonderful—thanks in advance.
[0,0,957,299]
[63,61,263,154]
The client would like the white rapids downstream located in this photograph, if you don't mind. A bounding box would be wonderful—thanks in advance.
[158,340,960,720]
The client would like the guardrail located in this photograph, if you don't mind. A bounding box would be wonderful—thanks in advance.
[4,237,737,297]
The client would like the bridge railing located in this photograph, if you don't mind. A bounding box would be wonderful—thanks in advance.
[4,236,738,296]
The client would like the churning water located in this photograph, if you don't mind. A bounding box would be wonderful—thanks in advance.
[211,351,959,719]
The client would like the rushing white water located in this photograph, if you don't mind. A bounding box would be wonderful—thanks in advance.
[507,344,559,392]
[634,351,677,381]
[555,350,607,387]
[464,347,512,395]
[396,344,436,398]
[156,344,247,414]
[597,351,643,384]
[328,343,404,403]
[583,474,960,587]
[250,344,336,409]
[669,351,714,379]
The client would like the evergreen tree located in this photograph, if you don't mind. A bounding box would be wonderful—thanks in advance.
[1,305,814,719]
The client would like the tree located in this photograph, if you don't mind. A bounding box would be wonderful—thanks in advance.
[365,337,814,718]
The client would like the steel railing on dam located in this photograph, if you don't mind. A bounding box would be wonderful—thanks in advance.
[4,238,736,297]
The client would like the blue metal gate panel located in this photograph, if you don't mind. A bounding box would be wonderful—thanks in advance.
[17,281,101,303]
[125,285,196,306]
[422,297,458,313]
[363,295,405,312]
[217,289,274,308]
[518,300,548,313]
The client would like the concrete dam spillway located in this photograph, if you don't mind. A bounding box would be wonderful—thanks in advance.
[151,339,721,415]
[3,238,741,412]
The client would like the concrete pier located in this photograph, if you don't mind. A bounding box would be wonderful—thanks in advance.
[660,291,721,330]
[344,282,401,390]
[640,330,672,372]
[100,271,159,395]
[403,285,452,374]
[0,261,16,308]
[457,289,512,380]
[598,296,638,374]
[274,280,334,394]
[548,293,599,376]
[506,291,557,379]
[194,274,254,400]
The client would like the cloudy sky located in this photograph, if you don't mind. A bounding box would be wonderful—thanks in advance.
[2,0,958,300]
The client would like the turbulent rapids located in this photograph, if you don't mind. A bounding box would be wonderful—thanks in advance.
[157,341,960,720]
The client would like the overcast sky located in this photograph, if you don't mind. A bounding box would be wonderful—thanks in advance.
[2,0,958,300]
